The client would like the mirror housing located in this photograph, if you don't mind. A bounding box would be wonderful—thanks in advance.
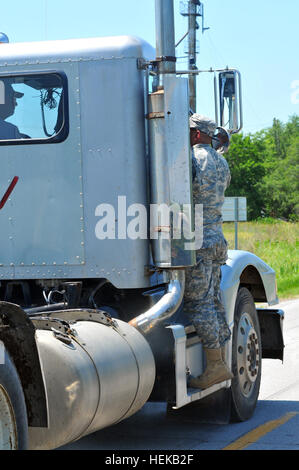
[171,66,243,134]
[215,69,243,134]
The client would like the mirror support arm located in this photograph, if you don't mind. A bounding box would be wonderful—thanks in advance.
[148,66,243,135]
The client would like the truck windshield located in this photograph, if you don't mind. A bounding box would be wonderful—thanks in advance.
[0,73,67,143]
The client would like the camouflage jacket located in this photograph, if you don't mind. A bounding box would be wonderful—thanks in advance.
[192,143,231,249]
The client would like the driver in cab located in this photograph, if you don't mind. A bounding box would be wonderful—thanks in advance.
[0,79,23,140]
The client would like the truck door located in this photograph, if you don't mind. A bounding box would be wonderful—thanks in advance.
[0,69,85,274]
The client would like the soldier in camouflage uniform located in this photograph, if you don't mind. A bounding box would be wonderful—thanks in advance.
[184,114,234,390]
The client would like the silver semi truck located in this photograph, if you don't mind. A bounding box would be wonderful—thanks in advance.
[0,0,284,450]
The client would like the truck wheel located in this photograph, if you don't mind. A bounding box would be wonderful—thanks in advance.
[0,347,28,450]
[230,287,262,422]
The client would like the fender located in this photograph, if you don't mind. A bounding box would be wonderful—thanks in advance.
[221,249,279,328]
[0,302,48,427]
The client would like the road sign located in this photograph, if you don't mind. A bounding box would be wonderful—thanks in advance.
[222,197,247,222]
[222,197,247,249]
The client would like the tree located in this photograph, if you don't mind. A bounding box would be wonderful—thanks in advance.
[225,133,266,220]
[260,116,299,221]
[226,115,299,221]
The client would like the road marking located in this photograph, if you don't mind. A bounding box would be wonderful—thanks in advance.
[223,412,299,450]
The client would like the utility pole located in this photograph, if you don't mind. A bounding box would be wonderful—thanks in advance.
[179,0,210,112]
[188,0,198,112]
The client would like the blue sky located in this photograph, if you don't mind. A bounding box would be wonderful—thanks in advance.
[1,0,298,134]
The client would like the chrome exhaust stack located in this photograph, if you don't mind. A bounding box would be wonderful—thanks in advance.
[155,0,176,80]
[129,270,185,334]
[130,1,193,333]
[149,0,195,270]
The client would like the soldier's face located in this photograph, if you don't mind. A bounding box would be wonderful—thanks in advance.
[216,132,228,146]
[190,128,201,146]
[0,85,17,120]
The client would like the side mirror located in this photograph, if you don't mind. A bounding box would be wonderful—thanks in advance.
[215,70,243,134]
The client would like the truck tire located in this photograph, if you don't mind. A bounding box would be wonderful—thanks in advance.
[230,287,262,422]
[0,347,28,450]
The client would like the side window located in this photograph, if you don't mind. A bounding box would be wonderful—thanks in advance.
[0,73,68,144]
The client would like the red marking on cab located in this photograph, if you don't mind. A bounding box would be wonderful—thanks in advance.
[0,176,19,210]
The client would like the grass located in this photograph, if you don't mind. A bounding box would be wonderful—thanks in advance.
[222,219,299,300]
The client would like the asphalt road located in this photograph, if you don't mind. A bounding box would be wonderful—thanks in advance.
[60,298,299,451]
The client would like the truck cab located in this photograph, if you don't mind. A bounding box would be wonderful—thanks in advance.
[0,7,284,451]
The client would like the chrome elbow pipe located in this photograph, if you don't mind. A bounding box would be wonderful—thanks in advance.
[129,270,185,334]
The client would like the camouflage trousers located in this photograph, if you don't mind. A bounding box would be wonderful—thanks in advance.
[183,241,231,349]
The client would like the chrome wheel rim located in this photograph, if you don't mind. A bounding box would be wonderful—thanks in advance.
[0,385,17,450]
[236,312,260,398]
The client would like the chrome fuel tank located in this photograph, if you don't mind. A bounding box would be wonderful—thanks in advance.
[28,315,155,450]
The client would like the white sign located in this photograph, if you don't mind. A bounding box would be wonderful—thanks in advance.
[222,197,247,222]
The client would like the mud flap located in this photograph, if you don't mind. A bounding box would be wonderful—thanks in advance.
[257,309,284,361]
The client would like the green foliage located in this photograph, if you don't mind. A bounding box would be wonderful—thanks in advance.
[225,115,299,221]
[225,133,266,220]
[223,221,299,299]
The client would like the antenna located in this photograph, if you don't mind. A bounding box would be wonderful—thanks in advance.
[44,0,48,40]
